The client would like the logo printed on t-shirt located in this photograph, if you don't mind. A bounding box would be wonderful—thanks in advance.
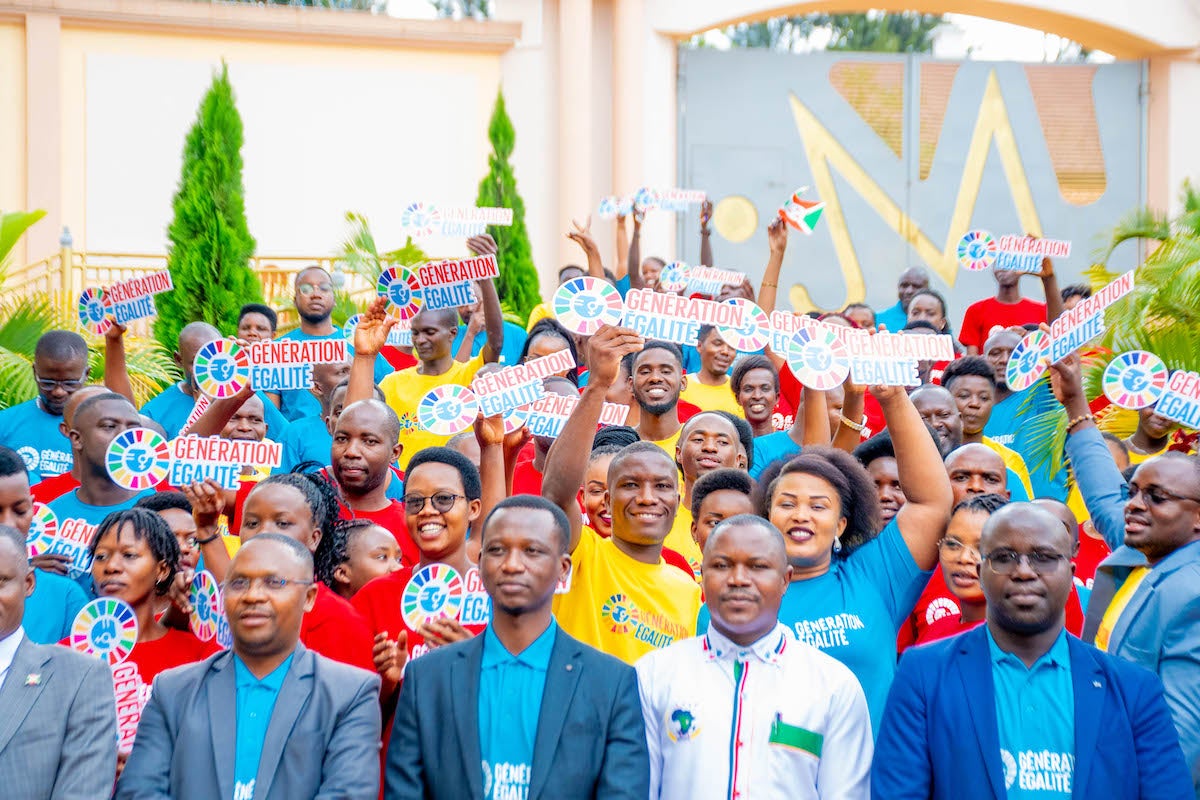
[234,779,255,800]
[925,597,959,625]
[1002,748,1018,788]
[600,593,687,648]
[482,761,531,800]
[791,613,865,649]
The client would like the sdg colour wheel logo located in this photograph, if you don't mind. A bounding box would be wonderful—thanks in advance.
[402,564,464,629]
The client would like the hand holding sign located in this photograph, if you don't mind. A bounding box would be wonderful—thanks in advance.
[587,325,645,389]
[354,296,399,358]
[552,277,624,336]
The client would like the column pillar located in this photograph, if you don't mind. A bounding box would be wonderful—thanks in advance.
[557,0,592,266]
[25,12,62,263]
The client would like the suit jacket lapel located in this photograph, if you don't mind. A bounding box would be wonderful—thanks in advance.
[254,645,313,800]
[206,652,238,800]
[529,631,581,800]
[956,630,1005,800]
[0,638,51,757]
[451,638,484,799]
[1067,637,1103,797]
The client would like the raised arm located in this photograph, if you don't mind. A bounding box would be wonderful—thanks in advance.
[614,212,630,280]
[832,380,866,453]
[757,216,787,313]
[102,322,136,404]
[541,325,645,552]
[186,382,252,438]
[882,384,954,570]
[567,217,606,280]
[801,388,832,448]
[1037,252,1064,324]
[348,296,396,406]
[699,200,713,268]
[466,234,504,364]
[473,413,507,526]
[1049,350,1127,550]
[627,206,646,291]
[455,311,484,363]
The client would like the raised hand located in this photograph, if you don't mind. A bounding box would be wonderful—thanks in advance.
[474,411,505,449]
[183,479,226,529]
[467,233,498,257]
[586,325,644,388]
[767,216,788,256]
[104,320,127,343]
[372,630,409,685]
[700,200,713,233]
[567,217,600,256]
[353,296,398,357]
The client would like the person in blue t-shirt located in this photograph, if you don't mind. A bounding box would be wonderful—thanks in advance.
[709,384,954,734]
[273,267,391,422]
[141,321,291,441]
[47,393,154,591]
[0,330,91,484]
[0,445,88,642]
[453,300,527,367]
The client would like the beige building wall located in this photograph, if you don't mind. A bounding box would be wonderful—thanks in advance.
[0,22,26,265]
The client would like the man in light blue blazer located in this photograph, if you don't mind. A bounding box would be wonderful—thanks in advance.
[873,504,1192,800]
[117,534,381,800]
[385,496,649,800]
[0,524,116,800]
[1053,354,1200,794]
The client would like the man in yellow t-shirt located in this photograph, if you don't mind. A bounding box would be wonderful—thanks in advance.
[545,326,702,665]
[666,411,750,577]
[345,235,504,471]
[631,341,687,459]
[679,325,743,418]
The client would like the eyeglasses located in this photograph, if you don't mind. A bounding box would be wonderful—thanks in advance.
[403,492,465,514]
[178,536,199,550]
[981,549,1068,575]
[1128,483,1200,506]
[34,372,87,392]
[938,538,981,561]
[297,282,332,296]
[223,576,314,595]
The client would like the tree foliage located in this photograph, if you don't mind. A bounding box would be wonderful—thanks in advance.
[475,90,539,323]
[156,64,262,351]
[713,12,944,53]
[429,0,490,20]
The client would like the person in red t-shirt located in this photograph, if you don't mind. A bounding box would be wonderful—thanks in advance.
[352,446,492,714]
[314,519,404,600]
[239,474,374,672]
[329,399,418,567]
[916,494,1005,645]
[81,507,221,759]
[958,265,1048,355]
[508,376,582,497]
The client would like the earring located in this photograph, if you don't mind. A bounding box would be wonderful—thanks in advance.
[833,536,843,554]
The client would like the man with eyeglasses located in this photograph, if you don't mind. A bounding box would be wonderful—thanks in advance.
[274,266,392,423]
[0,330,89,484]
[117,533,382,800]
[1050,353,1200,793]
[874,503,1193,800]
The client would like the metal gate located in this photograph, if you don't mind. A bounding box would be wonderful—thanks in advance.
[676,48,1145,315]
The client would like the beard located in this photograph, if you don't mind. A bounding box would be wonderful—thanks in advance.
[299,309,331,326]
[636,393,679,417]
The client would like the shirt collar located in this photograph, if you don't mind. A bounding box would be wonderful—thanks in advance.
[986,626,1070,671]
[702,622,789,665]
[233,652,295,691]
[481,620,558,670]
[0,627,24,671]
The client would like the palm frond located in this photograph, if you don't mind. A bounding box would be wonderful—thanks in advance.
[1094,207,1169,265]
[1018,375,1068,474]
[0,209,47,268]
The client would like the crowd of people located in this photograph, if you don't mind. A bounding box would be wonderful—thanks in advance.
[0,205,1197,800]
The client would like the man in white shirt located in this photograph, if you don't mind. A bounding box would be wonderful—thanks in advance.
[0,524,117,797]
[636,515,872,799]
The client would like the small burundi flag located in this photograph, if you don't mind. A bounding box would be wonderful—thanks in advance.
[779,187,825,235]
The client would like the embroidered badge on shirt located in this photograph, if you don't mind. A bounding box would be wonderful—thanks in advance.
[24,674,41,686]
[666,704,701,742]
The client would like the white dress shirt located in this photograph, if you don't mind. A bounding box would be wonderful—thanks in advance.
[0,626,25,692]
[636,622,873,799]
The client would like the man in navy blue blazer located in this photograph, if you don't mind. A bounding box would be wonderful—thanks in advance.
[873,503,1191,800]
[384,495,649,800]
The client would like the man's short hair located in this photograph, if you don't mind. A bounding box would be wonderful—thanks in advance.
[406,447,482,500]
[623,340,684,375]
[691,468,754,518]
[295,266,332,285]
[482,495,571,554]
[1061,284,1092,302]
[34,330,88,363]
[73,392,134,428]
[0,524,27,573]
[0,446,29,481]
[238,532,315,578]
[941,356,997,391]
[706,514,787,566]
[952,493,1009,516]
[340,399,401,445]
[238,303,278,332]
[852,430,895,468]
[609,441,677,484]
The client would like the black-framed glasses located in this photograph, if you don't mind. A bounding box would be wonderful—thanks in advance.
[223,576,314,595]
[981,549,1067,575]
[403,492,465,514]
[1128,483,1200,506]
[34,371,87,392]
[938,537,981,561]
[297,282,332,296]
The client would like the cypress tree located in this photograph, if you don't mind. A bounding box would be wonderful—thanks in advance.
[475,90,539,322]
[156,63,261,350]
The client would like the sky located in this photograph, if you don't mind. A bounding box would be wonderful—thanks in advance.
[388,3,1113,63]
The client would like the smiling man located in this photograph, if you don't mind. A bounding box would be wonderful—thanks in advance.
[117,534,382,800]
[385,495,649,800]
[874,503,1192,800]
[679,326,741,417]
[628,341,688,458]
[637,515,872,799]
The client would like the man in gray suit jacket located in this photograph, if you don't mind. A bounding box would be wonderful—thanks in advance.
[118,533,381,800]
[0,524,117,800]
[385,496,649,800]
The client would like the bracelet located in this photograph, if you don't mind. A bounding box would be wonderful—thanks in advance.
[194,532,221,546]
[839,414,867,433]
[1066,413,1095,433]
[761,281,778,288]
